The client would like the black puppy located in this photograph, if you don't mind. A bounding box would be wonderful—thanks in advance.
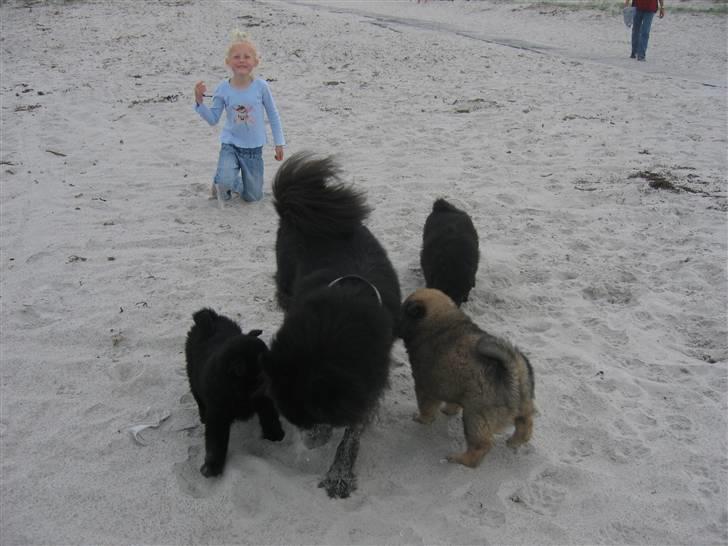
[262,152,401,498]
[185,308,284,477]
[420,198,479,306]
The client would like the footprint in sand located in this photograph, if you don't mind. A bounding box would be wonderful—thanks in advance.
[597,522,665,545]
[105,360,145,383]
[461,501,507,529]
[522,318,552,334]
[186,182,208,196]
[626,408,658,429]
[172,444,217,499]
[507,465,570,517]
[603,437,651,464]
[522,266,551,286]
[664,414,698,442]
[686,462,724,501]
[558,393,590,427]
[250,244,271,262]
[14,300,64,329]
[582,316,628,347]
[581,284,634,306]
[611,417,639,438]
[450,484,507,529]
[564,435,595,463]
[550,354,596,377]
[494,192,517,206]
[665,413,692,431]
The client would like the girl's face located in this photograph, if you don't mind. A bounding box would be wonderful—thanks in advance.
[226,42,259,78]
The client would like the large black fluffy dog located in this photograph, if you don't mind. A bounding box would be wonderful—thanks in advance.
[420,198,479,306]
[262,152,401,498]
[185,308,284,477]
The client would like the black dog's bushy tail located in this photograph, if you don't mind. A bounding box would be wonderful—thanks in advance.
[273,152,371,238]
[191,308,218,336]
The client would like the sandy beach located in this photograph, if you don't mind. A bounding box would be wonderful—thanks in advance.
[1,1,726,544]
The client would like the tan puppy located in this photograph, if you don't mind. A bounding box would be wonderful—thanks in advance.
[398,288,535,467]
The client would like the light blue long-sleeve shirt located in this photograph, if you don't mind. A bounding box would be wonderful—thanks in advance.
[194,78,285,148]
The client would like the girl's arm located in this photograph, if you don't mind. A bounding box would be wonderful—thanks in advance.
[261,83,285,147]
[195,95,225,126]
[195,83,226,126]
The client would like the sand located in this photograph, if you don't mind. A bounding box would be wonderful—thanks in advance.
[1,0,726,544]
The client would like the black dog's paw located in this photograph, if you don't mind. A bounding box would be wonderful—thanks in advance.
[200,461,223,478]
[263,426,285,442]
[260,413,285,441]
[318,472,357,499]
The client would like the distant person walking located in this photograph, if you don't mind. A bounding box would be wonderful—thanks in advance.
[626,0,665,61]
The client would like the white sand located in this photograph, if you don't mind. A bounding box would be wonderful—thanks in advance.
[1,0,726,544]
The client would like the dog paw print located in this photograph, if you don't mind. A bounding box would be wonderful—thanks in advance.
[172,445,216,499]
[603,437,651,464]
[565,436,595,463]
[597,521,666,545]
[558,394,589,427]
[665,414,697,442]
[508,467,569,516]
[250,245,270,262]
[462,499,506,528]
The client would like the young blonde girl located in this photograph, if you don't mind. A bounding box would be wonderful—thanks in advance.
[194,30,285,202]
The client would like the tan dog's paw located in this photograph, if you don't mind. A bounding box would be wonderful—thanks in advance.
[506,436,526,450]
[441,402,462,416]
[446,449,485,468]
[506,415,533,450]
[413,412,436,424]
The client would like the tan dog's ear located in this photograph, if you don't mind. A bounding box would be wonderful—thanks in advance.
[403,300,426,320]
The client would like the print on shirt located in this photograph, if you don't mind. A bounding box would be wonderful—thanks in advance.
[233,104,254,126]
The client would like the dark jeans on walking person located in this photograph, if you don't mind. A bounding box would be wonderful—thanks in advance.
[627,0,664,61]
[631,10,655,61]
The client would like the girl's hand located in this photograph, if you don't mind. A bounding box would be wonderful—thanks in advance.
[194,81,207,105]
[274,146,284,161]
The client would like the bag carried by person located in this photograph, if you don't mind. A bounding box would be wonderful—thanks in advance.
[623,6,635,27]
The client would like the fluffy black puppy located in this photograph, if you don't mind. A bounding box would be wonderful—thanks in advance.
[185,308,284,477]
[262,152,401,499]
[420,198,479,306]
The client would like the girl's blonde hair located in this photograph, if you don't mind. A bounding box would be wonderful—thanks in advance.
[226,29,258,60]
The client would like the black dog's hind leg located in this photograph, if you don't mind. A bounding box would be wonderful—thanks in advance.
[253,397,285,442]
[318,423,364,499]
[193,394,207,424]
[200,413,231,477]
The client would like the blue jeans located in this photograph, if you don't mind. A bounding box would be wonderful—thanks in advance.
[631,10,655,60]
[214,144,264,202]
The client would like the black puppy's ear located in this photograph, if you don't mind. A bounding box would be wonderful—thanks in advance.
[247,329,263,337]
[403,300,426,320]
